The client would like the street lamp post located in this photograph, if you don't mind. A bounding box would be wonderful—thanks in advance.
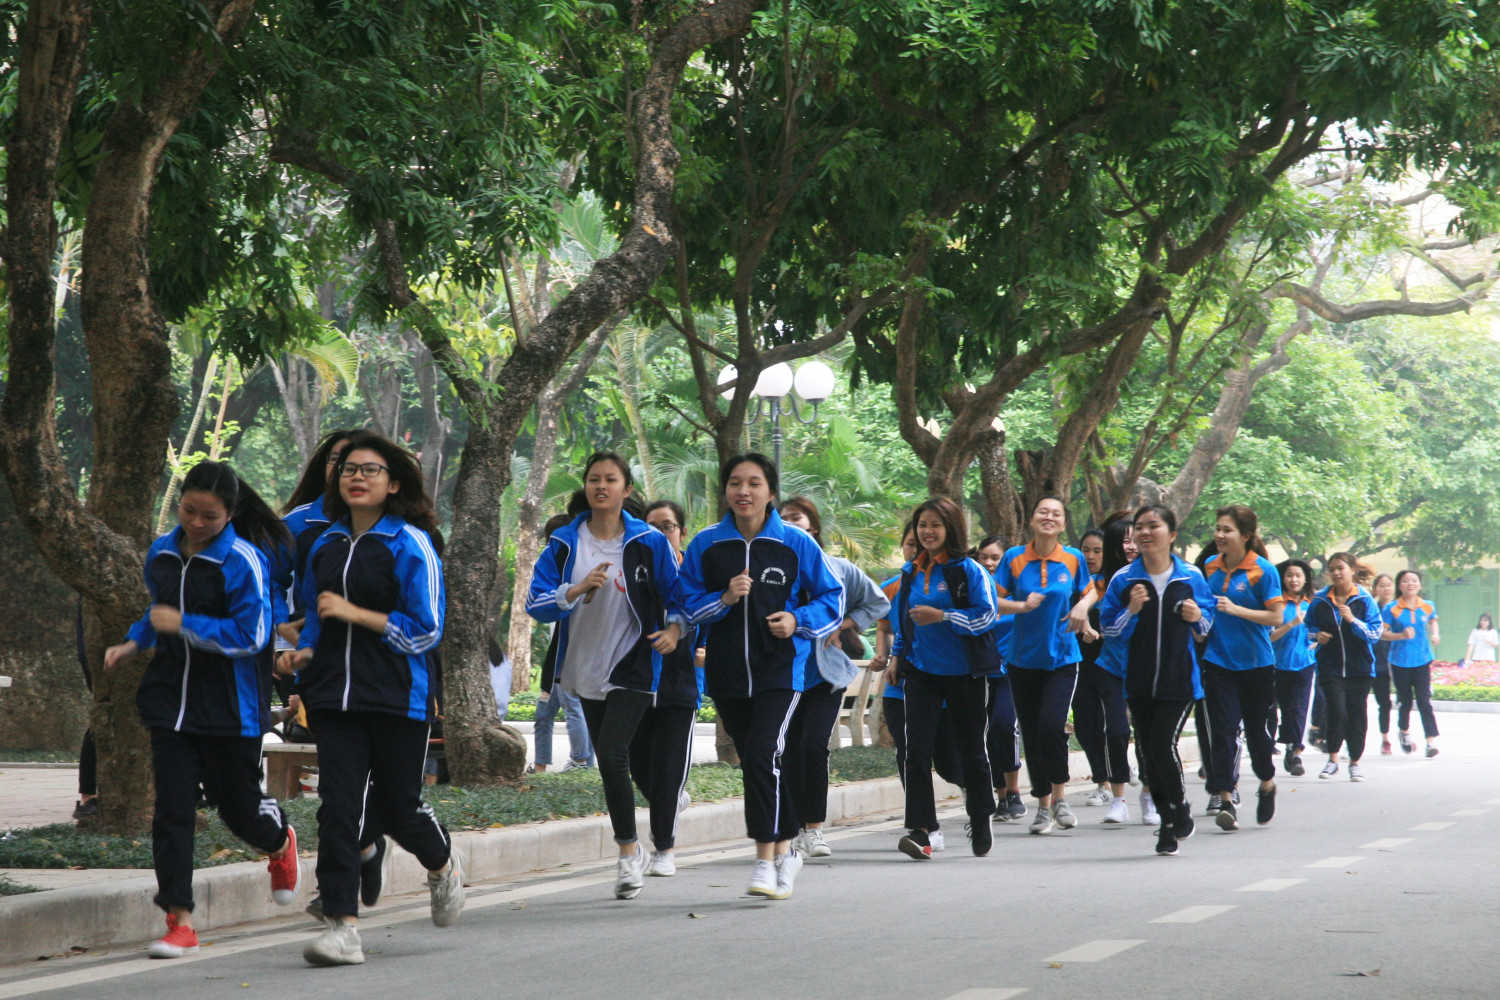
[718,360,838,475]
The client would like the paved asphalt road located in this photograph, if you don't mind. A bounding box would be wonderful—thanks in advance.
[4,712,1496,1000]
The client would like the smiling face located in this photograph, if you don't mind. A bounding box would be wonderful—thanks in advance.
[915,511,947,557]
[977,541,1005,574]
[1122,531,1139,560]
[1080,535,1103,574]
[1398,573,1422,599]
[900,530,919,564]
[1283,564,1306,597]
[1031,499,1065,540]
[1214,515,1247,555]
[177,489,229,548]
[1132,510,1175,557]
[724,461,773,522]
[584,458,632,514]
[339,447,398,512]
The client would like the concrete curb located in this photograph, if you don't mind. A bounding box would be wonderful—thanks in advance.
[0,743,1197,967]
[1431,700,1500,714]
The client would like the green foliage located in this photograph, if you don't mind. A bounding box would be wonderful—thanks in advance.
[1430,684,1500,703]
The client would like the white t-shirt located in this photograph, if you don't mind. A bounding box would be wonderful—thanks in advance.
[559,522,638,701]
[1467,628,1499,661]
[1148,567,1173,597]
[489,653,512,720]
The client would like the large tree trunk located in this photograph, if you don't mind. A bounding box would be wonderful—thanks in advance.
[974,429,1023,542]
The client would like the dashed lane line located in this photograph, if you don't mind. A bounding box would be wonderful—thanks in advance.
[1304,856,1365,868]
[1150,905,1237,924]
[938,990,1027,1000]
[1236,878,1306,892]
[1408,821,1456,831]
[1448,809,1489,817]
[1361,838,1413,849]
[1042,940,1146,963]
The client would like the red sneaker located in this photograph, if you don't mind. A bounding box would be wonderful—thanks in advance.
[268,824,301,905]
[1381,740,1393,756]
[147,914,199,959]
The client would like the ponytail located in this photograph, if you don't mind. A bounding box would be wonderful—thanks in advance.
[1327,551,1376,587]
[181,461,292,556]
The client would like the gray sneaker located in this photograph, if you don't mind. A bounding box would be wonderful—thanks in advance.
[804,827,832,858]
[1029,805,1055,835]
[1052,801,1078,829]
[614,849,647,899]
[303,917,364,966]
[1348,762,1365,782]
[427,852,466,927]
[646,851,676,877]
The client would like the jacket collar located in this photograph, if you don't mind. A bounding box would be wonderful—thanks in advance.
[569,508,655,547]
[1205,548,1258,587]
[716,506,787,542]
[911,549,951,587]
[168,522,239,564]
[327,513,406,539]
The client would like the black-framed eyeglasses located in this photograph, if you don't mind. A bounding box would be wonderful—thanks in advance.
[651,521,681,532]
[340,462,390,479]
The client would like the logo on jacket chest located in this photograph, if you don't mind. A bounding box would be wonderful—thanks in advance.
[759,567,788,588]
[1234,580,1247,593]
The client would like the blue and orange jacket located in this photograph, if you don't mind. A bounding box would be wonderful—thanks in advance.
[526,510,687,699]
[994,542,1086,670]
[890,552,1001,677]
[1307,585,1383,678]
[879,573,905,700]
[1272,599,1314,672]
[1202,550,1284,670]
[1090,574,1128,680]
[680,509,844,698]
[297,513,445,720]
[1098,556,1216,701]
[1383,597,1438,668]
[129,523,275,738]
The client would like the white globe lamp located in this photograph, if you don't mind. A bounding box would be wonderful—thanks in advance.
[754,362,794,399]
[717,364,738,399]
[793,361,836,404]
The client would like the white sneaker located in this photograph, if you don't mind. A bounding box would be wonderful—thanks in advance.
[303,917,364,966]
[678,787,692,813]
[747,859,779,898]
[1128,763,1140,786]
[646,851,676,877]
[804,828,832,858]
[1030,806,1055,835]
[614,849,647,899]
[1084,786,1111,806]
[1348,762,1364,782]
[929,829,946,852]
[1052,801,1078,829]
[1140,790,1160,826]
[773,852,802,899]
[427,852,465,927]
[1102,797,1130,824]
[789,830,807,857]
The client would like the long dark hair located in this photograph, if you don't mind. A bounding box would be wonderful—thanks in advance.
[779,496,823,547]
[180,461,292,556]
[282,429,357,514]
[644,498,686,527]
[1100,514,1134,582]
[1325,551,1375,587]
[1215,503,1270,558]
[325,430,445,554]
[910,495,968,561]
[1277,558,1316,601]
[719,452,779,513]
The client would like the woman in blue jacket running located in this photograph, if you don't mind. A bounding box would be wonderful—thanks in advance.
[1307,552,1384,782]
[105,462,301,959]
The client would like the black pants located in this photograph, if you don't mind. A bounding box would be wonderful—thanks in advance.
[1072,663,1130,785]
[1009,665,1078,799]
[628,704,696,850]
[1310,680,1326,734]
[716,690,802,843]
[1394,664,1440,738]
[1270,667,1316,751]
[79,729,97,797]
[986,676,1021,779]
[309,710,451,918]
[884,697,965,789]
[150,727,287,913]
[784,681,845,826]
[1372,671,1393,735]
[579,689,655,845]
[1318,675,1373,761]
[902,670,993,830]
[1202,663,1276,790]
[1127,698,1193,815]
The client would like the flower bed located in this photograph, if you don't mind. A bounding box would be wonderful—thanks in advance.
[1431,660,1500,688]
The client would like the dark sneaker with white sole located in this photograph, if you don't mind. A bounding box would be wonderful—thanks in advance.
[1256,785,1276,824]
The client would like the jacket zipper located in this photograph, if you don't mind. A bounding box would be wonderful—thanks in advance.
[742,537,753,696]
[173,552,194,731]
[340,534,360,710]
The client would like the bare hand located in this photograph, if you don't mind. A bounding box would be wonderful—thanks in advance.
[1403,626,1417,640]
[1215,596,1237,615]
[1294,610,1306,626]
[1066,603,1091,634]
[1127,584,1150,615]
[568,562,613,605]
[908,604,945,626]
[649,623,682,654]
[1081,624,1100,643]
[1338,602,1357,623]
[276,648,312,677]
[826,617,856,647]
[1179,598,1202,624]
[765,611,796,639]
[276,621,301,644]
[721,570,752,606]
[149,605,182,635]
[1314,631,1332,645]
[317,591,357,623]
[884,658,900,686]
[104,641,138,671]
[868,654,889,673]
[1022,592,1045,613]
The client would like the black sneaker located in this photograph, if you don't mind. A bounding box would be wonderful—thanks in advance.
[1230,789,1241,806]
[1006,791,1027,821]
[1215,799,1239,831]
[970,817,993,857]
[1206,794,1222,815]
[360,836,386,907]
[1256,785,1276,825]
[1155,826,1180,856]
[71,799,99,822]
[898,829,933,861]
[305,894,325,920]
[1286,750,1305,777]
[1173,801,1196,840]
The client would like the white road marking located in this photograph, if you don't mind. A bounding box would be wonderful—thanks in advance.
[1409,822,1455,831]
[1361,838,1413,849]
[940,991,1026,1000]
[1236,878,1306,892]
[1151,905,1237,924]
[1484,798,1500,806]
[1305,856,1365,868]
[1448,809,1489,817]
[1043,940,1145,963]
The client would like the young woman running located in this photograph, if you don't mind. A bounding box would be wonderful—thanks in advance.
[624,499,700,877]
[1069,520,1134,825]
[1307,552,1384,781]
[1367,574,1395,755]
[527,454,685,898]
[778,497,890,859]
[1268,559,1316,776]
[279,431,461,965]
[973,534,1025,824]
[1097,505,1216,856]
[993,497,1087,835]
[887,497,999,859]
[1383,570,1441,758]
[1199,505,1284,830]
[680,454,845,898]
[104,462,300,958]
